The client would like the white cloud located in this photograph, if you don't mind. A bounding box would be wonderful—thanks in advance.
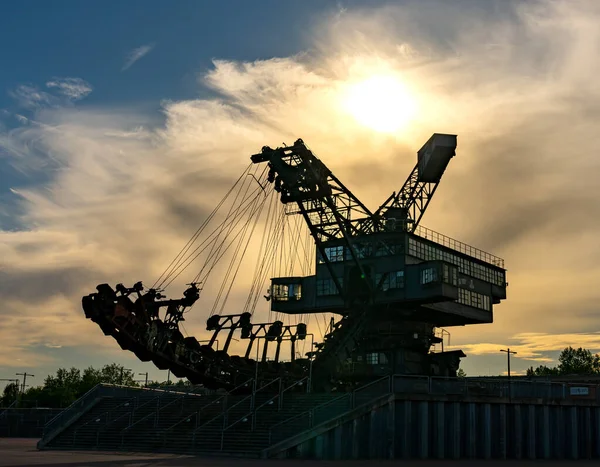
[122,43,155,71]
[1,0,600,379]
[9,85,54,109]
[46,77,93,101]
[454,333,600,363]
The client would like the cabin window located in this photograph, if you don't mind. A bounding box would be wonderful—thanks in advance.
[443,264,458,286]
[375,271,404,291]
[457,289,491,311]
[316,278,343,296]
[366,352,388,365]
[272,283,302,301]
[421,267,438,285]
[408,237,505,286]
[323,245,345,262]
[366,352,379,365]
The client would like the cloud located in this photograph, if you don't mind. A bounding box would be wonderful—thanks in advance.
[8,77,92,111]
[9,85,54,109]
[1,0,600,379]
[454,333,600,363]
[46,77,93,101]
[122,43,155,71]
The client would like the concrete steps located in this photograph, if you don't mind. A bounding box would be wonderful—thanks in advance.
[43,387,361,456]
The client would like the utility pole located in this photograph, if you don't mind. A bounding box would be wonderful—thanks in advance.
[500,348,517,402]
[0,378,19,386]
[16,373,34,394]
[167,369,171,385]
[138,372,149,387]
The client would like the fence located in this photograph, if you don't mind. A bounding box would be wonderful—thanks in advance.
[1,407,64,437]
[42,383,211,438]
[267,375,600,447]
[392,374,600,401]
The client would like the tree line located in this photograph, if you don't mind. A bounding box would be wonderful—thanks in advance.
[2,346,599,408]
[526,346,600,376]
[1,363,189,408]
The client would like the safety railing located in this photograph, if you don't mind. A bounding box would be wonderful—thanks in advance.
[267,392,352,446]
[124,392,187,435]
[352,376,392,407]
[42,382,208,438]
[192,393,253,447]
[224,377,282,433]
[118,395,160,432]
[393,375,600,402]
[162,378,253,446]
[0,399,18,420]
[414,224,505,268]
[278,377,308,410]
[43,384,105,437]
[72,397,135,445]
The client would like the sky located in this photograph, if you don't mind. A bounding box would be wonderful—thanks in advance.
[2,0,600,391]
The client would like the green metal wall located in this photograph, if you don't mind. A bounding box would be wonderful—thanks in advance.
[273,398,600,460]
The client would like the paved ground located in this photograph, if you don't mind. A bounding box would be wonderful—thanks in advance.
[0,439,597,466]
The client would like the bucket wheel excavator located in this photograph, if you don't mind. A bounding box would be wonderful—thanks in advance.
[82,134,507,392]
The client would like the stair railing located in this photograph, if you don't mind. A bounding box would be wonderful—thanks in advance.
[43,383,105,437]
[162,378,253,447]
[120,391,183,434]
[94,409,134,448]
[72,397,135,446]
[119,395,161,432]
[0,399,18,420]
[215,393,255,450]
[278,376,308,410]
[220,377,281,433]
[351,375,391,408]
[153,393,188,424]
[267,392,351,446]
[191,392,253,448]
[162,397,219,437]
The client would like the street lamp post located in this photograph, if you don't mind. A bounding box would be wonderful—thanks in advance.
[500,348,517,402]
[138,372,149,387]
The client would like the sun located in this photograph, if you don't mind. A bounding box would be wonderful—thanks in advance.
[342,74,417,133]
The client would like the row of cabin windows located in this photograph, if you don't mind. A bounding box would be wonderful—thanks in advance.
[408,238,505,287]
[316,278,343,296]
[420,265,458,286]
[458,288,491,311]
[271,283,302,301]
[317,243,402,264]
[306,265,454,297]
[353,353,388,365]
[375,271,404,290]
[317,272,405,296]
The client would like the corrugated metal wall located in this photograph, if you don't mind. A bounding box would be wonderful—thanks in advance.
[279,399,600,460]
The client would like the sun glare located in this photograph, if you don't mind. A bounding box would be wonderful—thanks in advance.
[342,75,417,133]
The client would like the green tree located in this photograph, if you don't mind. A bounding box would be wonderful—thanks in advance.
[99,363,137,386]
[557,347,600,375]
[43,367,82,407]
[16,363,139,408]
[526,365,560,377]
[526,346,600,377]
[1,382,20,407]
[79,366,104,394]
[456,368,467,378]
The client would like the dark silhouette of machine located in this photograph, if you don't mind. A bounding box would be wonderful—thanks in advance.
[82,134,507,391]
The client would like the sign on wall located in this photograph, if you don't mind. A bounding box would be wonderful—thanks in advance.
[569,387,590,396]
